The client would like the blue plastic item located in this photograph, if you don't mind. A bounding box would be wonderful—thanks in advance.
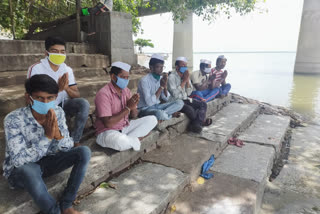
[200,155,215,179]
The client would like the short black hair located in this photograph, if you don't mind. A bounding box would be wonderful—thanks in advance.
[110,66,122,76]
[45,36,66,51]
[200,63,209,70]
[175,60,181,67]
[149,58,164,67]
[25,74,59,95]
[216,57,227,66]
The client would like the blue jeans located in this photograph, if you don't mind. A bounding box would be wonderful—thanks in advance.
[63,98,90,143]
[138,100,184,120]
[220,83,231,96]
[8,146,91,214]
[190,88,220,102]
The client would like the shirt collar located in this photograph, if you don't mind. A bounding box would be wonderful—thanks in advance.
[108,81,121,95]
[24,106,42,127]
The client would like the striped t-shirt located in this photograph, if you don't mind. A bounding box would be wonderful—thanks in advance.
[211,68,225,83]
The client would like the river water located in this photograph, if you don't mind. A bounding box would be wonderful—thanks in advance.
[140,52,320,122]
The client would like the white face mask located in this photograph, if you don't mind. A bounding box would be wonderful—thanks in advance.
[204,67,211,73]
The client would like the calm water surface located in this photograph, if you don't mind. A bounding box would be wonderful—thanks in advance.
[141,52,320,122]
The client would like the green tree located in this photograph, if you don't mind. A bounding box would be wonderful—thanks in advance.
[0,0,264,39]
[134,38,154,53]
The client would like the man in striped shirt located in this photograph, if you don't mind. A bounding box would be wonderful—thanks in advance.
[210,55,231,98]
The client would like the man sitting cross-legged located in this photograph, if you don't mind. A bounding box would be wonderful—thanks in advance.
[3,74,91,214]
[210,55,231,98]
[137,54,184,121]
[189,59,220,102]
[167,56,211,133]
[95,61,158,151]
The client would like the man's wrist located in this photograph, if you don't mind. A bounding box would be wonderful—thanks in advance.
[125,106,131,113]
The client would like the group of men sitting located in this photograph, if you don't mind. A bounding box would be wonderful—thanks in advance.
[3,36,231,214]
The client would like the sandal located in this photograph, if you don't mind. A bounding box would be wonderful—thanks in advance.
[228,137,244,148]
[203,118,213,126]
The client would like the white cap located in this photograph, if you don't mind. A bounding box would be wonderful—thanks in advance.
[200,59,212,65]
[151,53,164,61]
[111,61,131,72]
[176,56,188,63]
[103,0,113,11]
[218,55,226,60]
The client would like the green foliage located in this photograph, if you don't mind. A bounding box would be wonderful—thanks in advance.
[134,38,154,53]
[0,0,263,39]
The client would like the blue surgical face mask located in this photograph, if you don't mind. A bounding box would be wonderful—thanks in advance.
[179,67,188,74]
[30,97,56,114]
[114,76,129,89]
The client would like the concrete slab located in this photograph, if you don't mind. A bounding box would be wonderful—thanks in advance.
[238,115,290,154]
[76,163,189,214]
[211,143,275,184]
[156,114,187,131]
[143,134,220,181]
[0,40,97,54]
[0,53,109,71]
[172,172,263,214]
[191,103,260,148]
[270,124,320,198]
[206,94,231,117]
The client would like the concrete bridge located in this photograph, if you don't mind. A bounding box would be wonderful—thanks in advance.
[140,0,320,74]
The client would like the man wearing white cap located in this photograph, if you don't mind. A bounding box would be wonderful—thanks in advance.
[189,59,221,102]
[137,54,184,121]
[167,57,212,133]
[210,55,231,97]
[94,61,158,151]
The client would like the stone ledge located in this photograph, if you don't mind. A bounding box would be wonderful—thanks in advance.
[238,114,291,154]
[76,163,189,214]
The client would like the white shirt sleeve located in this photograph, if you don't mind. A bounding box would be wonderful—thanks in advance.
[66,67,76,86]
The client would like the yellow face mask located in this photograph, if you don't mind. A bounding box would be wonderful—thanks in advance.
[47,52,66,65]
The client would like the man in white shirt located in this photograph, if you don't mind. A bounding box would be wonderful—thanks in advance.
[27,37,90,147]
[137,54,184,121]
[167,57,211,133]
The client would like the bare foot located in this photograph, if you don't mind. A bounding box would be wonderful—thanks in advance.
[74,142,81,147]
[62,207,82,214]
[172,112,181,118]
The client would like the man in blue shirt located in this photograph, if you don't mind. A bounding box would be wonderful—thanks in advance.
[137,54,184,121]
[3,74,91,214]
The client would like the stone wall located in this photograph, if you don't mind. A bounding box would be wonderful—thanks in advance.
[28,12,136,65]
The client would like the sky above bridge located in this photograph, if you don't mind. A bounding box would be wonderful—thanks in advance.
[134,0,304,53]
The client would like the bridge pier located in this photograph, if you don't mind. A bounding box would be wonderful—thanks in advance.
[172,12,193,70]
[295,0,320,74]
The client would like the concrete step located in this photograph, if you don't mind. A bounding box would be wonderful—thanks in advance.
[0,40,97,54]
[191,103,260,149]
[0,67,107,86]
[238,114,291,155]
[0,54,109,72]
[172,142,275,214]
[75,163,189,214]
[143,103,258,182]
[209,143,275,214]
